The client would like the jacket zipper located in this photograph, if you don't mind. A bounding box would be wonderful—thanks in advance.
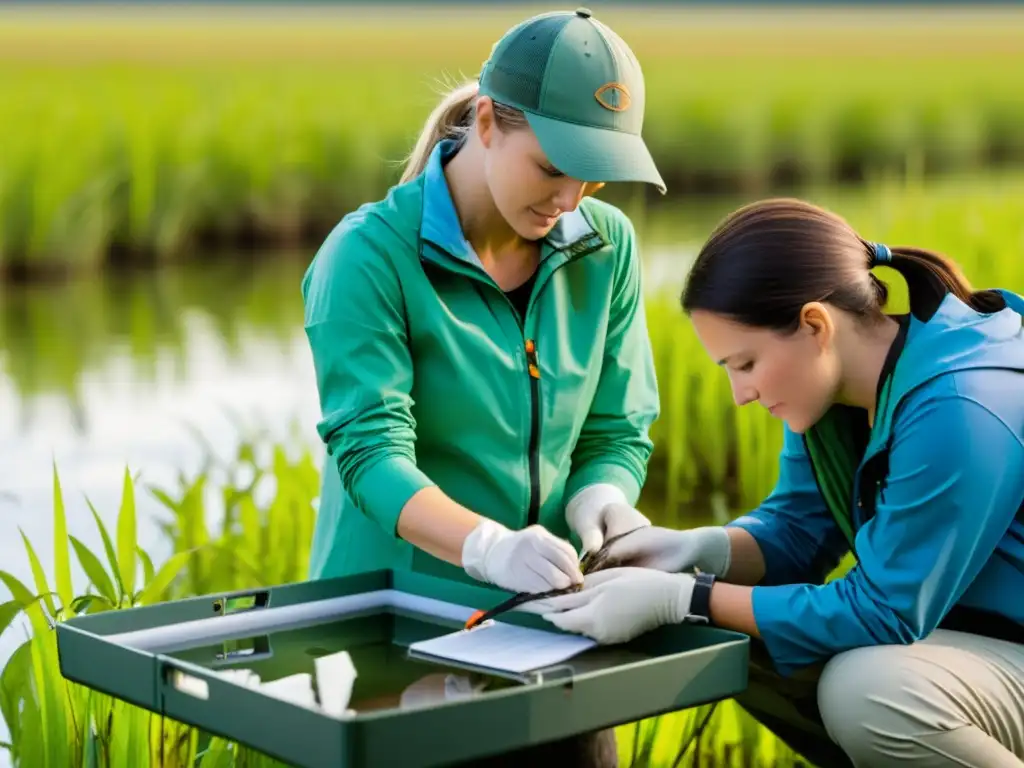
[509,237,605,528]
[525,338,542,526]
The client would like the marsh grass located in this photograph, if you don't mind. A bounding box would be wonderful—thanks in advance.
[0,465,202,767]
[0,437,322,768]
[2,5,1024,276]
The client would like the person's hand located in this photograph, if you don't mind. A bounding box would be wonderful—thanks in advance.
[565,484,651,556]
[598,525,732,577]
[535,568,696,645]
[461,519,583,594]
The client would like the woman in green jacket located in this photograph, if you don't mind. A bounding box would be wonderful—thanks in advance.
[301,9,663,611]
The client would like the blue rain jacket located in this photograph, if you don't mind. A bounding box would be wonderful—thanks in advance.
[728,288,1024,676]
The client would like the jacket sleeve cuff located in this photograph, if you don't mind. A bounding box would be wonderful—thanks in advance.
[348,456,436,537]
[565,463,641,508]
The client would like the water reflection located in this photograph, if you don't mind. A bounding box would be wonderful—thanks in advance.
[0,251,309,429]
[0,251,325,720]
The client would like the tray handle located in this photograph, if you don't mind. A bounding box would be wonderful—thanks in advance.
[162,660,215,702]
[211,589,270,616]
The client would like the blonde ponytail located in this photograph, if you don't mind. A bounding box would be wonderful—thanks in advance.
[400,80,480,184]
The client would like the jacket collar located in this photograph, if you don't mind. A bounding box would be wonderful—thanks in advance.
[420,139,598,266]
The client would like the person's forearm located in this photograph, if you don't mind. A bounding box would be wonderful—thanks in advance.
[722,527,767,586]
[396,486,483,566]
[708,581,761,639]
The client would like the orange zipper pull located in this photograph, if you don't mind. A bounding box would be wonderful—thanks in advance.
[525,339,540,379]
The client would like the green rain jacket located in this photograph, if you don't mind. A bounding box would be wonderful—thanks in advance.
[301,139,660,585]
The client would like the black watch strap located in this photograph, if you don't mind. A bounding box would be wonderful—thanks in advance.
[688,571,716,624]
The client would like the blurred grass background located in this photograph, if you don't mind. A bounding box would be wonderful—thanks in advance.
[1,3,1023,278]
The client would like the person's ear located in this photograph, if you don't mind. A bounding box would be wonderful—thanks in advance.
[799,301,835,352]
[476,96,495,148]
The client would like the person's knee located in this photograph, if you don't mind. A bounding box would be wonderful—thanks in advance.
[817,644,941,763]
[818,635,1024,766]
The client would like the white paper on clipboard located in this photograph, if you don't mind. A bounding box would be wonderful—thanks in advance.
[407,621,597,675]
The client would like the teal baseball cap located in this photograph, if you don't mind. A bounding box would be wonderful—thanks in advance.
[478,7,666,194]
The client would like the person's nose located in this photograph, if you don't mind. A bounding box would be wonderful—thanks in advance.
[552,179,587,213]
[730,379,758,407]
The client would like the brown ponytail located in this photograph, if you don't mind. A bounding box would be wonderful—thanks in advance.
[681,198,1005,330]
[881,245,1005,319]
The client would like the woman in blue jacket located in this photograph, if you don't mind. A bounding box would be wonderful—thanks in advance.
[538,198,1024,767]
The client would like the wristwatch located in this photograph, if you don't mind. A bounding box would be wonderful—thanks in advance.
[686,571,716,624]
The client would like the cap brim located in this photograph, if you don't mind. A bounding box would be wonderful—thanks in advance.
[525,112,666,195]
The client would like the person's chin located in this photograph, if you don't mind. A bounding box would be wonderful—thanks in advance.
[525,207,561,234]
[782,416,810,434]
[785,407,830,434]
[516,220,554,241]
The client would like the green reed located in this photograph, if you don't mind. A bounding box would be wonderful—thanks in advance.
[0,464,201,766]
[0,436,322,768]
[2,5,1024,277]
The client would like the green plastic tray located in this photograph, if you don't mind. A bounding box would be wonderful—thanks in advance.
[56,569,749,767]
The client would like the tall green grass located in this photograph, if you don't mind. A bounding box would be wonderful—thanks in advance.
[2,5,1024,277]
[0,439,321,768]
[0,465,200,767]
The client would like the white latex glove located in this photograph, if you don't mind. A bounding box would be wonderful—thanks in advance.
[462,519,583,594]
[596,525,732,577]
[565,483,651,556]
[536,568,696,645]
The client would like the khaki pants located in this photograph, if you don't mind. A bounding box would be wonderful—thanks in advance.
[462,629,1024,768]
[736,629,1024,767]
